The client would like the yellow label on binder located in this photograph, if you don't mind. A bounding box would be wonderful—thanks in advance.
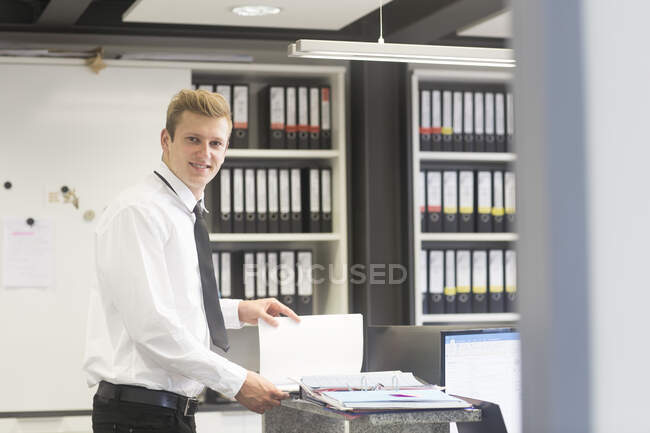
[460,207,473,214]
[441,127,453,135]
[489,285,504,293]
[444,206,458,214]
[492,208,505,216]
[505,207,515,215]
[473,285,487,294]
[457,285,471,294]
[505,285,517,293]
[478,206,491,214]
[444,286,456,296]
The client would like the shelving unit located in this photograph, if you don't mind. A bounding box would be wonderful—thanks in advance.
[192,62,349,316]
[410,67,516,325]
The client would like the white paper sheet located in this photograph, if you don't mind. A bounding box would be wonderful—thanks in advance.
[258,314,363,390]
[2,217,54,288]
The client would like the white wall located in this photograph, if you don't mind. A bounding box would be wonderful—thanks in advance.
[584,2,650,432]
[0,59,190,412]
[515,1,650,432]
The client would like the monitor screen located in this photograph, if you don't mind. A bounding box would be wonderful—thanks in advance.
[442,328,521,433]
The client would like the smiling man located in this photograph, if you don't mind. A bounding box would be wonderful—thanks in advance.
[83,89,298,433]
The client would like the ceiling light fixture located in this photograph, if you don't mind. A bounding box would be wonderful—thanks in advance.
[288,0,515,67]
[231,5,281,17]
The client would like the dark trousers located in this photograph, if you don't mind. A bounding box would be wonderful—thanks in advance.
[92,393,197,433]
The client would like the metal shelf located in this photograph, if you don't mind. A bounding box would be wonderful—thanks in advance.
[420,233,518,242]
[225,149,339,159]
[421,313,520,324]
[418,151,516,162]
[209,233,341,242]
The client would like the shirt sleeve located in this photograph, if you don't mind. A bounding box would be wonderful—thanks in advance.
[220,299,245,329]
[95,205,247,398]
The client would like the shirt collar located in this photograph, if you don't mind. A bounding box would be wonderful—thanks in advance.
[156,161,208,214]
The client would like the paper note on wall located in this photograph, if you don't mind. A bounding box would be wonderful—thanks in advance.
[3,217,54,288]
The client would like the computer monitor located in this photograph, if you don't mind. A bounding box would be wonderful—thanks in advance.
[441,328,521,433]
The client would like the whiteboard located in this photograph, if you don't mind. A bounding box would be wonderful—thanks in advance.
[0,60,190,412]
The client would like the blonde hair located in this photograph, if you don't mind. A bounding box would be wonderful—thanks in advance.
[166,89,232,140]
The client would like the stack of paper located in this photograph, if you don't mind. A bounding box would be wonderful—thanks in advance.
[319,389,471,411]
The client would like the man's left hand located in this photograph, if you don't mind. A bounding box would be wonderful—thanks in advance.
[238,298,301,326]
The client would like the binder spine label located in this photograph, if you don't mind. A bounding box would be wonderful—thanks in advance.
[233,168,244,213]
[463,92,474,134]
[310,169,320,213]
[268,169,279,213]
[297,252,313,296]
[267,253,279,297]
[245,169,256,213]
[507,92,514,136]
[427,171,441,212]
[220,169,231,213]
[216,85,231,109]
[280,170,290,214]
[286,87,297,132]
[309,87,320,133]
[472,250,487,294]
[505,250,517,293]
[443,171,458,214]
[233,85,248,128]
[244,253,255,299]
[442,91,453,135]
[432,90,442,134]
[492,171,504,216]
[419,250,427,295]
[475,92,484,135]
[420,90,432,134]
[444,250,456,296]
[489,250,504,293]
[270,86,285,129]
[429,250,444,294]
[456,250,471,294]
[321,87,331,131]
[485,93,495,135]
[291,168,301,213]
[321,169,332,213]
[221,252,231,297]
[505,171,516,214]
[453,92,463,134]
[459,171,474,214]
[298,87,309,132]
[257,170,267,213]
[478,171,492,213]
[256,252,267,298]
[280,251,295,295]
[495,93,505,136]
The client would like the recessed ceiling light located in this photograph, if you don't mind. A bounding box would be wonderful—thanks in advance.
[231,5,281,17]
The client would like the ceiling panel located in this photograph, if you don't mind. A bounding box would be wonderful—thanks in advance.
[123,0,393,30]
[457,9,511,39]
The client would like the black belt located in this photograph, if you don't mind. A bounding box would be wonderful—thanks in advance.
[97,381,200,416]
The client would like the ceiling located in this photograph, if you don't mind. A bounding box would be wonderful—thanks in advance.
[123,0,393,31]
[0,0,509,54]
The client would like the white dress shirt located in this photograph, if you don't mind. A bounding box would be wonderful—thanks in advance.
[83,161,248,398]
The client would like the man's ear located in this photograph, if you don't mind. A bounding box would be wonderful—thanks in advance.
[161,129,171,151]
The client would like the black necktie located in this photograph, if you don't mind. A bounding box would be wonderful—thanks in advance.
[193,201,229,352]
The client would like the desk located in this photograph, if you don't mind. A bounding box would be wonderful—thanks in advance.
[263,399,481,433]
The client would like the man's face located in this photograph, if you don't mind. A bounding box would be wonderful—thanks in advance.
[161,111,230,199]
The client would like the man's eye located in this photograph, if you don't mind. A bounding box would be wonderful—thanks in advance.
[188,137,198,143]
[211,141,224,147]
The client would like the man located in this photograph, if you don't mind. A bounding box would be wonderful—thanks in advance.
[83,89,298,433]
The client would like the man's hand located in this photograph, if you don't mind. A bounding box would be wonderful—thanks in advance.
[235,371,290,414]
[238,298,300,326]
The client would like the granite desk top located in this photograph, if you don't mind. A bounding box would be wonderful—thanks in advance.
[278,399,481,425]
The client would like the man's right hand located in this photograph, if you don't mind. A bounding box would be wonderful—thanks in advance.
[234,371,290,414]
